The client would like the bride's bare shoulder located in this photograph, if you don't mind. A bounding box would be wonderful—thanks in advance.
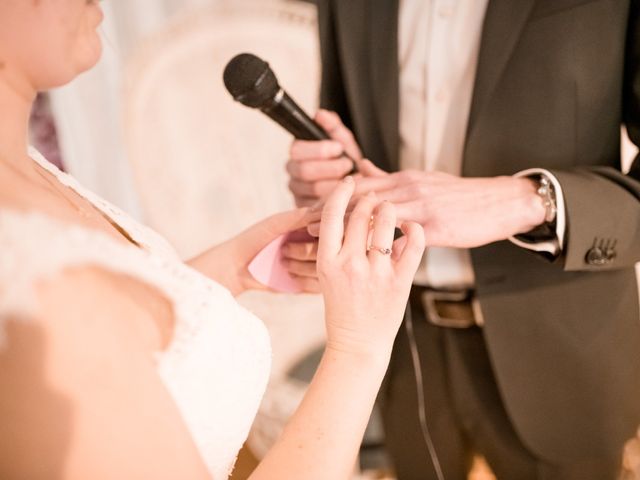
[0,265,207,479]
[5,264,176,359]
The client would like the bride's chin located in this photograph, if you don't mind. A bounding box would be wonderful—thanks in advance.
[76,35,103,73]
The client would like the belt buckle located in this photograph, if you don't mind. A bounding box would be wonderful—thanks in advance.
[420,289,484,329]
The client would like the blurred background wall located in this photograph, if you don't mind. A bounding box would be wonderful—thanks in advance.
[32,1,639,479]
[47,0,315,219]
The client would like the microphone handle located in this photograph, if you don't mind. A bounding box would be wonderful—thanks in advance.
[261,90,358,173]
[261,91,330,141]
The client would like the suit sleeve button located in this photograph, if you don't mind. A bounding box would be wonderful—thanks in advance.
[586,247,607,266]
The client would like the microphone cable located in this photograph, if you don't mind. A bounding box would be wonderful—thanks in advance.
[404,303,446,480]
[406,2,445,476]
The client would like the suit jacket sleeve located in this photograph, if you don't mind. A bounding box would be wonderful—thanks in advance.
[550,1,640,272]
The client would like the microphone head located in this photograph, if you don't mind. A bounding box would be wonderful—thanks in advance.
[223,53,280,108]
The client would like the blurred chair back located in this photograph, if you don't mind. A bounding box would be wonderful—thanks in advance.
[125,0,320,256]
[124,0,326,459]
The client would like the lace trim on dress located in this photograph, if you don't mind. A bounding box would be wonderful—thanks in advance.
[28,147,177,257]
[0,150,272,478]
[0,209,179,347]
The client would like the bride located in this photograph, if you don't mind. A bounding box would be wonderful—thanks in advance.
[0,1,425,479]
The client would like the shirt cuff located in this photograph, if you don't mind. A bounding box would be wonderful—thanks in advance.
[508,168,567,257]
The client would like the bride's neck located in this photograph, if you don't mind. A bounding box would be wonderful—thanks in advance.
[0,67,37,166]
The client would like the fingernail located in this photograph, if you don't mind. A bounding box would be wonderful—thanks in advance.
[305,243,314,256]
[331,143,344,156]
[343,175,354,184]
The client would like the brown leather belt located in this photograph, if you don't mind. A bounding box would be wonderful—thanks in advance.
[410,286,484,329]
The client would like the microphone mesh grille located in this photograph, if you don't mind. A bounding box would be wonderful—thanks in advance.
[223,53,280,108]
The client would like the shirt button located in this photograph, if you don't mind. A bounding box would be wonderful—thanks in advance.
[438,5,455,18]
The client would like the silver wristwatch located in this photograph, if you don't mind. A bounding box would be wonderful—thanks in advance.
[536,174,557,224]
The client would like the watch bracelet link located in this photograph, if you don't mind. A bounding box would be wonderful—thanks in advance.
[536,174,557,224]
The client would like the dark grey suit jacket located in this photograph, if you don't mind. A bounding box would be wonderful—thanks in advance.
[317,0,640,462]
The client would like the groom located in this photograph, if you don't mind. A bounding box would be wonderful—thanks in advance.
[287,1,640,478]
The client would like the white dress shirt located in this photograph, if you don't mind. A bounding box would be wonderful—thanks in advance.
[398,0,564,288]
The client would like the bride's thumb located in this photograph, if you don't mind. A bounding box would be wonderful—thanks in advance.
[235,208,311,258]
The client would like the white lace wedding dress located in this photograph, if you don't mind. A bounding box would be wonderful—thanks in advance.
[0,149,272,479]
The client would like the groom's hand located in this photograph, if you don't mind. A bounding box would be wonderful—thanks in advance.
[287,109,383,206]
[357,170,547,248]
[306,170,547,249]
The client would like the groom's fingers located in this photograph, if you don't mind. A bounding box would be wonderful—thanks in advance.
[285,260,318,278]
[282,242,318,261]
[290,274,321,294]
[315,109,363,161]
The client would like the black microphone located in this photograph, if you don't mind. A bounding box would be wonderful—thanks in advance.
[223,53,357,170]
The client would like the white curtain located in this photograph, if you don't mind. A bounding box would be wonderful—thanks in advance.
[49,0,222,218]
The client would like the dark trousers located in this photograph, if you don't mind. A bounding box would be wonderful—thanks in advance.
[379,292,623,480]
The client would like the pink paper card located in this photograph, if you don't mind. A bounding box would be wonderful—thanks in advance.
[248,229,316,293]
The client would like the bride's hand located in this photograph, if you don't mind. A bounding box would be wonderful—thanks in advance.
[317,177,425,358]
[188,208,319,296]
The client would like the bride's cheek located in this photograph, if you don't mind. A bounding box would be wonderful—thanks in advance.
[73,13,103,71]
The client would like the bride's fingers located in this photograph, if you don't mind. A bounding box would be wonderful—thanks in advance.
[368,201,396,265]
[395,222,426,278]
[307,206,359,237]
[318,176,355,261]
[342,192,378,254]
[235,207,311,259]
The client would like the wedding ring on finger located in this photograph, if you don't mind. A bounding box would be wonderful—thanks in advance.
[367,245,392,255]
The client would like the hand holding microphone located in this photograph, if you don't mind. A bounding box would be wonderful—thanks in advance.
[288,110,367,207]
[285,109,386,207]
[223,53,381,207]
[223,53,390,293]
[223,53,336,141]
[223,53,332,291]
